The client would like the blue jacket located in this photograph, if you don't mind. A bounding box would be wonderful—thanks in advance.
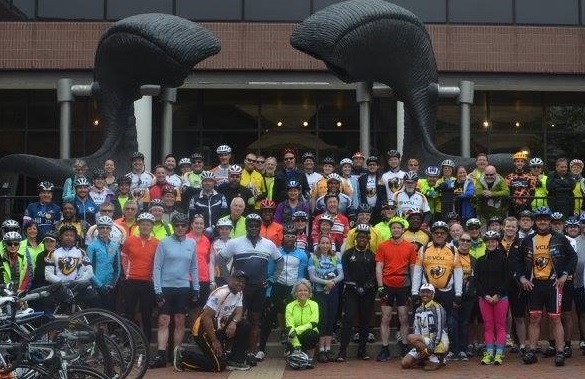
[87,237,120,289]
[74,196,98,225]
[268,246,308,287]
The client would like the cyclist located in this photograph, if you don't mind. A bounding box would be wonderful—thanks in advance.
[23,181,61,239]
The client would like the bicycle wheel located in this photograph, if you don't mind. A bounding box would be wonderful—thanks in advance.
[122,320,150,379]
[67,366,111,379]
[11,363,50,379]
[68,308,136,379]
[30,319,119,377]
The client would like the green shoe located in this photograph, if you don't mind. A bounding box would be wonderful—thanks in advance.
[480,352,493,365]
[493,353,503,365]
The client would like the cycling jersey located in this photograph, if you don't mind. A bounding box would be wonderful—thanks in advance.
[268,246,308,287]
[381,169,405,200]
[211,165,230,186]
[88,187,114,207]
[86,223,127,246]
[121,235,158,280]
[182,171,203,188]
[413,299,449,354]
[183,188,228,228]
[220,235,282,285]
[403,229,431,250]
[87,237,120,289]
[73,196,98,225]
[45,246,93,282]
[186,233,212,282]
[23,201,61,238]
[285,299,319,348]
[126,171,154,192]
[393,190,431,217]
[412,242,463,296]
[1,249,33,292]
[308,252,343,292]
[375,239,417,287]
[260,222,283,248]
[192,285,243,333]
[152,235,199,293]
[506,172,536,207]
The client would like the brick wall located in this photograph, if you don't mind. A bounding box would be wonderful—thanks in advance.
[0,22,583,74]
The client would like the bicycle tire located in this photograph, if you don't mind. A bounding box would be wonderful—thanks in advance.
[68,308,136,379]
[30,319,121,378]
[67,365,111,379]
[121,320,150,379]
[11,363,51,379]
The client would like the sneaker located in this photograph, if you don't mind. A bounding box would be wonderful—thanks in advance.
[554,352,565,367]
[376,346,390,362]
[357,348,370,360]
[353,332,360,343]
[480,352,493,365]
[317,351,329,363]
[423,361,440,371]
[280,331,288,345]
[563,345,572,358]
[368,332,376,343]
[520,346,527,356]
[493,353,504,365]
[336,353,346,362]
[522,350,538,364]
[457,352,469,361]
[226,360,251,371]
[246,353,257,367]
[543,346,556,357]
[255,351,265,362]
[579,340,585,351]
[446,352,456,361]
[466,344,474,357]
[149,352,166,369]
[172,347,184,372]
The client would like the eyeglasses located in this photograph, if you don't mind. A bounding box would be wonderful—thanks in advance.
[174,223,188,228]
[246,158,257,163]
[433,231,447,235]
[484,173,496,177]
[256,160,265,164]
[459,239,472,243]
[5,242,19,247]
[98,225,111,229]
[284,157,295,161]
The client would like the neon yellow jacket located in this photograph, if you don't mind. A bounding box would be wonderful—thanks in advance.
[285,298,319,348]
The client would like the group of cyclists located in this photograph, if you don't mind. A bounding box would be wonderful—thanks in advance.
[4,145,585,371]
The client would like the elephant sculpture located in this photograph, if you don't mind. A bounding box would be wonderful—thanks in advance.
[0,13,220,184]
[290,0,513,170]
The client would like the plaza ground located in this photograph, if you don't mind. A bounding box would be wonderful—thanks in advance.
[142,352,585,379]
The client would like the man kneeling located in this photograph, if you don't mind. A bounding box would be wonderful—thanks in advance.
[401,283,449,371]
[174,270,251,372]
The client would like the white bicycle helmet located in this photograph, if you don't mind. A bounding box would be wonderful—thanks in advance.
[228,165,242,175]
[287,350,309,370]
[96,216,113,227]
[216,218,233,228]
[529,157,544,167]
[137,212,156,223]
[216,145,232,154]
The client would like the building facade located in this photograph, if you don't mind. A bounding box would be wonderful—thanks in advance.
[2,0,585,192]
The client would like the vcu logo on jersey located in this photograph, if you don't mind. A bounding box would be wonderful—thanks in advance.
[535,256,550,271]
[388,177,403,193]
[58,257,80,276]
[430,266,446,279]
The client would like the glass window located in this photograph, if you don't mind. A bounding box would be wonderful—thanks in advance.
[245,0,310,21]
[107,0,172,20]
[516,0,578,25]
[37,0,104,20]
[11,0,35,19]
[489,92,543,132]
[449,0,513,24]
[0,132,24,157]
[177,0,242,21]
[28,91,58,130]
[0,92,26,130]
[27,132,59,158]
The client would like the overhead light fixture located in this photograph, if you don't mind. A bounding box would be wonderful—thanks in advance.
[277,121,283,127]
[482,120,489,128]
[514,121,520,128]
[92,119,100,126]
[302,121,308,127]
[336,121,343,127]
